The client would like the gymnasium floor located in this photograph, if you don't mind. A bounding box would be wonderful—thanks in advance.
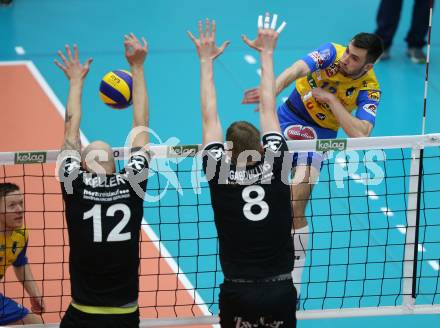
[1,0,439,327]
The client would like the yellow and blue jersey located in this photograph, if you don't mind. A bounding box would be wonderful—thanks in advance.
[288,42,381,131]
[0,227,29,324]
[0,226,28,279]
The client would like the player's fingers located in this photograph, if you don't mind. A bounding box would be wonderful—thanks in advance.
[57,50,68,66]
[270,14,278,30]
[197,20,203,38]
[241,34,252,47]
[263,12,270,29]
[85,58,93,69]
[257,15,263,29]
[241,35,258,50]
[242,96,259,104]
[73,44,79,60]
[205,18,210,36]
[141,37,148,50]
[54,59,67,71]
[211,20,216,39]
[124,34,132,45]
[187,31,198,44]
[244,88,258,96]
[241,97,255,104]
[276,21,287,34]
[218,40,230,54]
[130,32,140,44]
[65,44,73,61]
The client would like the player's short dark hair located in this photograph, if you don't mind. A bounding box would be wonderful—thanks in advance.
[351,33,384,64]
[0,183,20,199]
[226,121,261,163]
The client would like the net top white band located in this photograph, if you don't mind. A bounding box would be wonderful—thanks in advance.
[0,134,439,165]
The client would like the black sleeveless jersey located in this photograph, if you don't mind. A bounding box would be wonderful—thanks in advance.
[59,151,148,307]
[202,132,294,279]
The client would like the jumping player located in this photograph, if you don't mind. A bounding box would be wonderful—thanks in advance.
[55,34,149,328]
[188,14,297,327]
[242,33,383,297]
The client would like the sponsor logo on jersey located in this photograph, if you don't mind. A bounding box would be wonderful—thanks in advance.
[15,151,46,164]
[305,100,314,110]
[325,62,339,77]
[127,155,147,171]
[12,241,18,254]
[315,113,326,120]
[319,49,331,61]
[316,139,347,151]
[284,125,317,140]
[206,146,224,161]
[264,134,283,152]
[234,316,284,328]
[363,103,377,116]
[367,90,380,101]
[346,86,356,97]
[65,159,80,174]
[309,51,322,68]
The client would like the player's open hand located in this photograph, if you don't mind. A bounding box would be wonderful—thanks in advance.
[242,13,286,53]
[187,19,230,61]
[124,33,148,67]
[54,44,93,81]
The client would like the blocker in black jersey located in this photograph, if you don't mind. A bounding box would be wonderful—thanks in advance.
[59,151,148,308]
[203,132,294,280]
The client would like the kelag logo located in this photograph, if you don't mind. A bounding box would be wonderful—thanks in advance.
[167,145,199,158]
[316,139,347,152]
[15,152,47,164]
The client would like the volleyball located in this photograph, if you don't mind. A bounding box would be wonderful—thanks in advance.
[99,70,133,109]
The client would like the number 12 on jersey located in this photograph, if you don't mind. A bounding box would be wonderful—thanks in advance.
[83,204,132,242]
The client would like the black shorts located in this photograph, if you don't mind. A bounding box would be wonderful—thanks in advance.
[219,278,297,328]
[60,304,140,328]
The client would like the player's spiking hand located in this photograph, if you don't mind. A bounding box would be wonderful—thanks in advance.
[54,44,93,82]
[242,12,286,54]
[124,33,148,68]
[187,19,230,61]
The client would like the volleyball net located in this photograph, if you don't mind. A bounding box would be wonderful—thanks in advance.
[1,134,440,327]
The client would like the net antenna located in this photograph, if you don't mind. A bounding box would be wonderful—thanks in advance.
[408,0,435,305]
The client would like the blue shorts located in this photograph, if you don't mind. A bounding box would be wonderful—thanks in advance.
[277,101,337,170]
[0,294,29,325]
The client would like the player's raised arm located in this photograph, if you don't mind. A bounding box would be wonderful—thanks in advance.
[187,19,230,146]
[242,59,310,106]
[124,33,149,149]
[242,13,285,134]
[54,44,92,152]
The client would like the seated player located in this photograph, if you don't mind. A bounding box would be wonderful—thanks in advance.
[54,35,150,328]
[0,183,44,325]
[188,14,297,327]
